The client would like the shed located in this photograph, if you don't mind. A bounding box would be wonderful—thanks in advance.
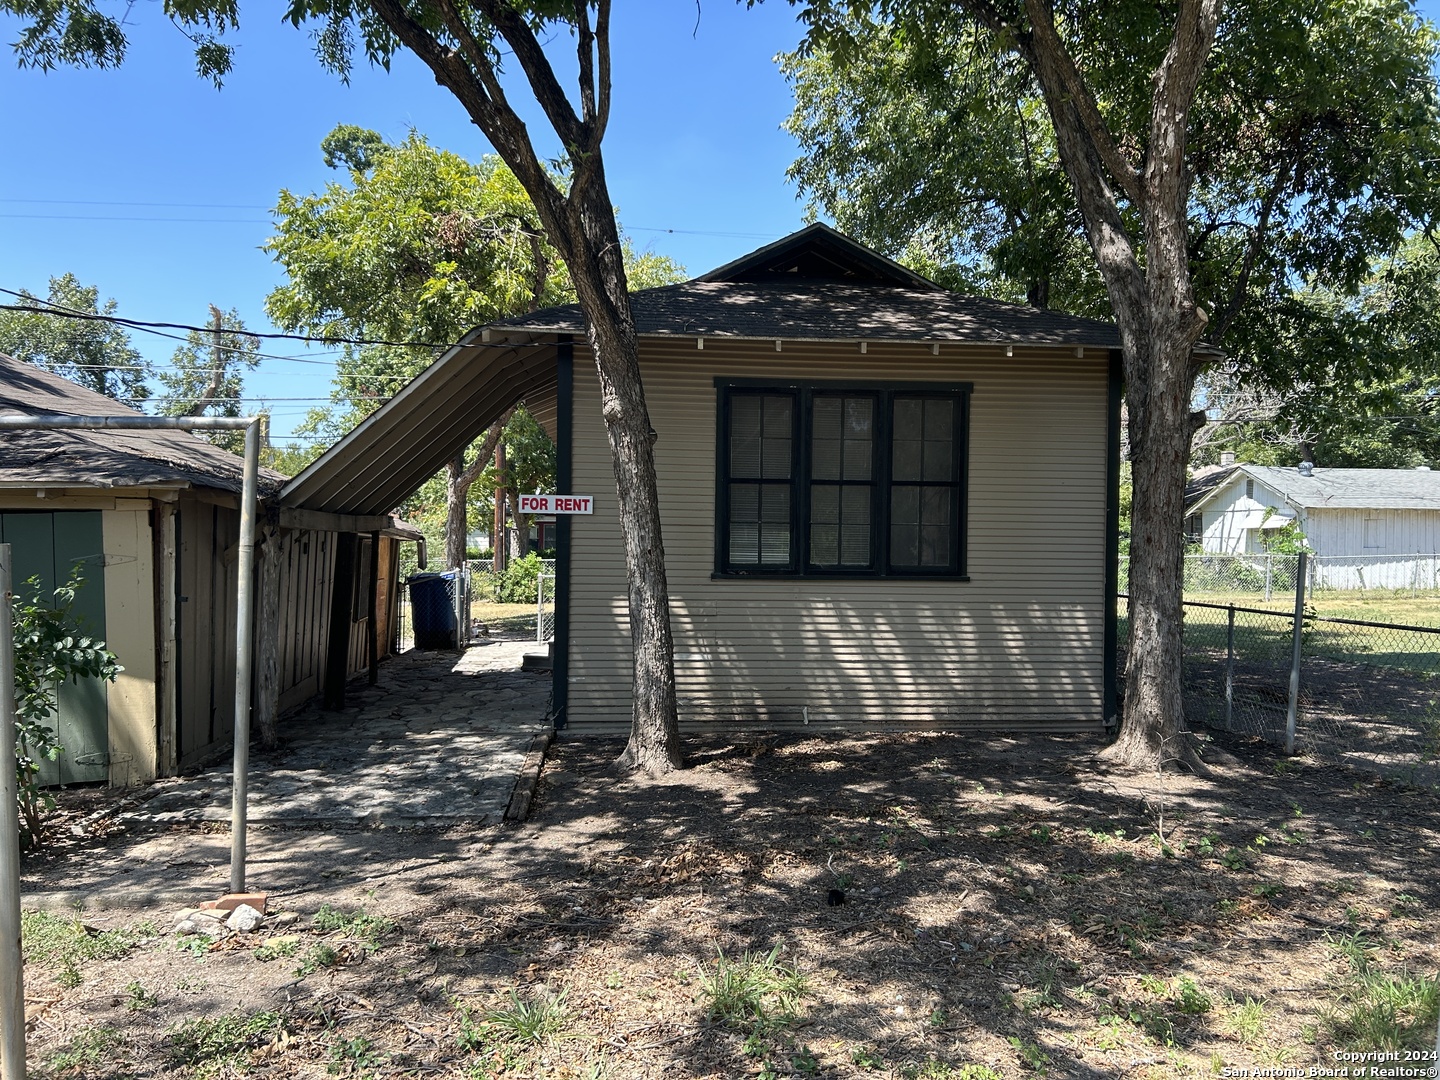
[0,354,418,783]
[287,225,1123,733]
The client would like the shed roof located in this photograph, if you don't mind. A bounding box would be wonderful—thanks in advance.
[0,353,285,496]
[1193,464,1440,512]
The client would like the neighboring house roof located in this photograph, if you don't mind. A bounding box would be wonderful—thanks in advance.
[1185,464,1236,512]
[283,225,1124,517]
[0,353,286,496]
[1190,463,1440,514]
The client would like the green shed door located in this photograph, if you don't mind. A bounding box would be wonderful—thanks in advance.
[0,511,109,785]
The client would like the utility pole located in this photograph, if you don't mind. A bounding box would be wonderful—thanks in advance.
[493,443,508,573]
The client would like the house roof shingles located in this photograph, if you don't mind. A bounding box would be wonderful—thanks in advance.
[0,353,285,496]
[1239,465,1440,511]
[491,280,1123,348]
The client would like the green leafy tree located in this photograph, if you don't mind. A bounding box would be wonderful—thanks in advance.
[1195,240,1440,470]
[9,573,120,847]
[0,273,149,406]
[789,0,1440,768]
[157,304,262,454]
[265,126,680,570]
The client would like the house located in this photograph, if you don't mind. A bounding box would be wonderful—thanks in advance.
[0,355,420,784]
[287,225,1124,733]
[1186,462,1440,587]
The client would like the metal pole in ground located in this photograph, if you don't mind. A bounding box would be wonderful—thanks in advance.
[0,546,27,1080]
[1224,605,1236,733]
[229,420,260,895]
[1284,552,1309,756]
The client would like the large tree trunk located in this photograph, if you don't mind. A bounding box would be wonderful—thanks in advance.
[567,180,681,774]
[444,453,468,570]
[362,0,683,773]
[1105,341,1199,770]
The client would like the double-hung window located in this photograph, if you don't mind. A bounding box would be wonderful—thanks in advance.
[716,380,970,578]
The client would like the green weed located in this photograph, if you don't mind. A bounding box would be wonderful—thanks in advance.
[698,946,809,1032]
[46,1026,125,1071]
[1323,931,1439,1050]
[481,988,569,1043]
[852,1046,884,1069]
[328,1035,383,1076]
[254,935,301,962]
[166,1011,286,1071]
[124,980,158,1011]
[1219,996,1267,1043]
[1173,976,1212,1015]
[311,905,396,950]
[22,910,150,987]
[295,944,339,976]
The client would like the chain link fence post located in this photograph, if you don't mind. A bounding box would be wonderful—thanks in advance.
[1225,605,1236,733]
[1285,552,1309,756]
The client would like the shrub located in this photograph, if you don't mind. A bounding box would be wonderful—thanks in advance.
[10,573,120,846]
[498,554,545,604]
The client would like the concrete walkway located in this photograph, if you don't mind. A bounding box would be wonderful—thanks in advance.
[128,639,552,827]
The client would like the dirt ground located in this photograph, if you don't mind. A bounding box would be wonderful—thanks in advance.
[18,728,1440,1079]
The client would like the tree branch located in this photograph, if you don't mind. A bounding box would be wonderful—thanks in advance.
[455,408,515,491]
[473,0,586,152]
[1017,0,1142,206]
[1209,159,1295,344]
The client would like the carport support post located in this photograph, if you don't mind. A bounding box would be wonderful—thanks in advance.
[0,546,27,1080]
[1284,553,1308,757]
[230,420,260,895]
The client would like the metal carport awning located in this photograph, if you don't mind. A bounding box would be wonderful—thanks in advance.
[280,330,561,516]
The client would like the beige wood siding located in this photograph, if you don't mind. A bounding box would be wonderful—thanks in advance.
[100,508,158,786]
[566,339,1109,733]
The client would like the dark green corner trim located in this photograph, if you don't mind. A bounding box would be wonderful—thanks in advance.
[1103,348,1123,726]
[553,337,574,730]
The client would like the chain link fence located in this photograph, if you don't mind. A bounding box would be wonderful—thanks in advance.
[1118,557,1440,785]
[1119,552,1440,602]
[537,559,555,643]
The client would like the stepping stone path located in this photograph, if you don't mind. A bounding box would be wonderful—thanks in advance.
[129,640,551,826]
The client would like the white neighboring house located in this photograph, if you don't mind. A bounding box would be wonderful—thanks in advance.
[1186,463,1440,588]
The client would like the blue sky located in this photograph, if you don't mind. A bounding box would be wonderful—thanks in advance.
[0,3,814,439]
[5,3,1440,443]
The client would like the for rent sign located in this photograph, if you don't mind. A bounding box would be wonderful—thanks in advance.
[518,494,594,515]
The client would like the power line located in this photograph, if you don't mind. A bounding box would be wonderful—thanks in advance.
[0,197,272,210]
[0,214,269,224]
[0,290,479,350]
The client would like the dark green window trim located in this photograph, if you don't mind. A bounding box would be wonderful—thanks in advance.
[713,378,971,580]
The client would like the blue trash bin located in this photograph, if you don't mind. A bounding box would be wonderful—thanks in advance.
[408,572,457,649]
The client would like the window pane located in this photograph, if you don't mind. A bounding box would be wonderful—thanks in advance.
[893,438,921,481]
[841,484,871,525]
[761,485,790,524]
[760,524,790,564]
[730,483,758,522]
[813,438,842,481]
[841,524,870,565]
[845,397,873,437]
[811,524,838,566]
[894,397,922,435]
[813,396,841,440]
[921,438,953,481]
[844,437,872,480]
[762,395,792,437]
[730,523,758,564]
[731,437,761,478]
[811,485,838,524]
[924,398,953,439]
[891,485,919,526]
[732,395,761,438]
[762,436,792,479]
[921,486,951,525]
[920,525,950,567]
[891,523,919,567]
